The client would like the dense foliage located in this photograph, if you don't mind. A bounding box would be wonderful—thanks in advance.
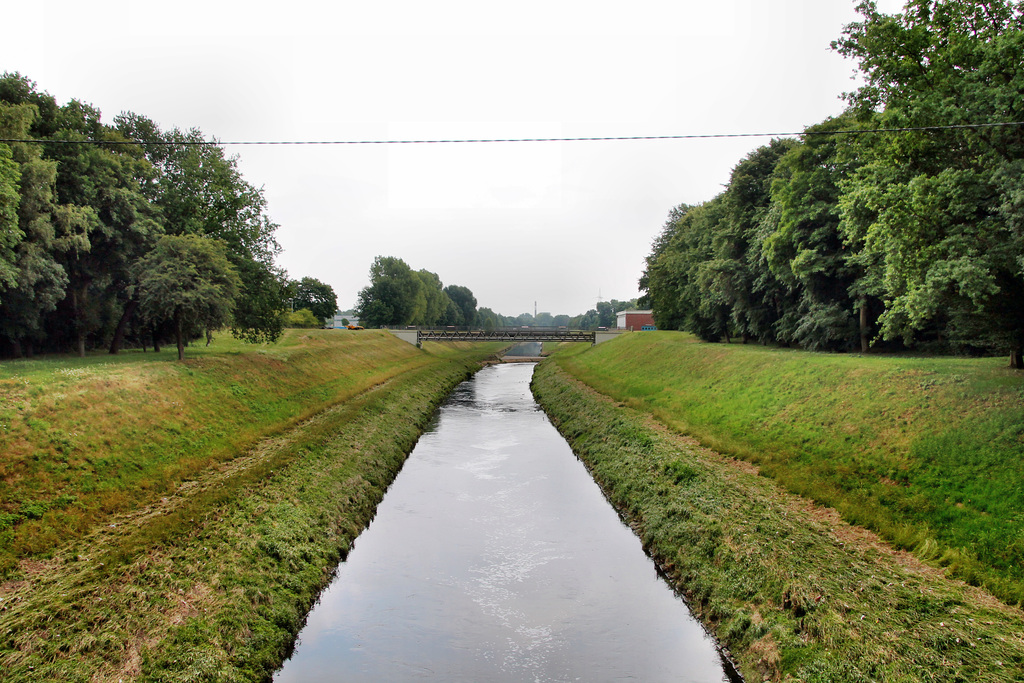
[356,254,637,329]
[0,74,316,357]
[289,275,338,322]
[641,0,1024,366]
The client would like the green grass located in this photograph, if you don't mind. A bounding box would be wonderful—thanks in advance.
[0,329,501,577]
[548,332,1024,606]
[531,358,1024,682]
[0,331,502,681]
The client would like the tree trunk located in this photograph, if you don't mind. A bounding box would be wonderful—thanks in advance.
[24,341,33,358]
[11,339,22,359]
[109,299,139,354]
[71,281,89,358]
[152,328,160,353]
[1011,345,1023,370]
[859,300,870,353]
[174,309,185,361]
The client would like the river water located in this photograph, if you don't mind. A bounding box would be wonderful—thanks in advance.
[274,362,732,682]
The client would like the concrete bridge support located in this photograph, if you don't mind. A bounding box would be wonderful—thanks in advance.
[390,329,421,347]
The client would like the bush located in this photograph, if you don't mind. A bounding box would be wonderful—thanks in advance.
[286,308,321,329]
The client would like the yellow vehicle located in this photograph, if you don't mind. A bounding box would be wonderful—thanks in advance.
[346,324,364,330]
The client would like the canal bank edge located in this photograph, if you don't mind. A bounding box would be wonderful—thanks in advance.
[0,354,491,682]
[529,361,1024,682]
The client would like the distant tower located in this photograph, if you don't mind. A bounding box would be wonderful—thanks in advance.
[534,301,537,318]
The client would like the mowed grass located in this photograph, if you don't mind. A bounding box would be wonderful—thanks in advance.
[531,360,1024,682]
[551,332,1024,605]
[0,329,459,577]
[0,340,499,681]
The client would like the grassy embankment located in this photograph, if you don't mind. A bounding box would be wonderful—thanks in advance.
[0,330,503,681]
[532,332,1024,681]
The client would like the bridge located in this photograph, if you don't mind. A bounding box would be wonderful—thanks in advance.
[389,327,623,347]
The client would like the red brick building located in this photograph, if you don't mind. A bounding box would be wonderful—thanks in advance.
[615,309,656,331]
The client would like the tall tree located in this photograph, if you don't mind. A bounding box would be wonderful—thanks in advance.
[412,269,448,326]
[641,199,730,340]
[134,235,240,360]
[764,115,874,351]
[835,0,1024,366]
[444,284,477,328]
[0,101,67,357]
[291,276,338,322]
[231,259,287,344]
[0,142,20,290]
[356,256,421,327]
[701,139,797,343]
[116,115,286,345]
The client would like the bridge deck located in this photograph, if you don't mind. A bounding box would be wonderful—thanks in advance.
[416,329,596,343]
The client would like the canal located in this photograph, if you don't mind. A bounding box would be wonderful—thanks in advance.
[274,362,733,682]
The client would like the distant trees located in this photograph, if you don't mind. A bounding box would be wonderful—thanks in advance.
[0,73,293,357]
[290,276,338,322]
[351,253,642,331]
[356,256,480,329]
[641,0,1024,366]
[443,285,477,327]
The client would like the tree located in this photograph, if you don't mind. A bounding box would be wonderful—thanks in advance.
[571,309,600,330]
[444,284,477,328]
[37,98,161,357]
[699,139,798,344]
[0,100,67,357]
[356,256,421,327]
[134,235,240,360]
[116,115,286,347]
[292,276,337,322]
[640,200,729,340]
[231,259,287,344]
[764,115,874,352]
[0,143,20,290]
[0,75,290,356]
[477,307,501,331]
[412,269,448,326]
[835,0,1024,366]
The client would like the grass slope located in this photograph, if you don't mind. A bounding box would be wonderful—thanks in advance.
[550,332,1024,607]
[531,359,1024,682]
[0,331,503,680]
[0,330,443,575]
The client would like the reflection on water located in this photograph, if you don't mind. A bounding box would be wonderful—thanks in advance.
[274,363,731,682]
[502,341,543,357]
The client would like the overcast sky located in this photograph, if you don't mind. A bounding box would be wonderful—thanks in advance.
[6,0,904,317]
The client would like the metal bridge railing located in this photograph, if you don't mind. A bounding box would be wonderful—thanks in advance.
[415,328,596,343]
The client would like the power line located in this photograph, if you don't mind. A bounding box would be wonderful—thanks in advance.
[1,121,1022,147]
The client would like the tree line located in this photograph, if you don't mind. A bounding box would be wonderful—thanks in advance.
[356,255,637,330]
[640,0,1024,367]
[0,74,336,359]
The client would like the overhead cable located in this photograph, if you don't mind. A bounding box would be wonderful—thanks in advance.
[1,121,1022,146]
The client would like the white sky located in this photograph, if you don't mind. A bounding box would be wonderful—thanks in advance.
[6,0,905,317]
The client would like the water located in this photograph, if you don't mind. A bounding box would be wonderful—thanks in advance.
[503,341,543,357]
[274,363,732,682]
